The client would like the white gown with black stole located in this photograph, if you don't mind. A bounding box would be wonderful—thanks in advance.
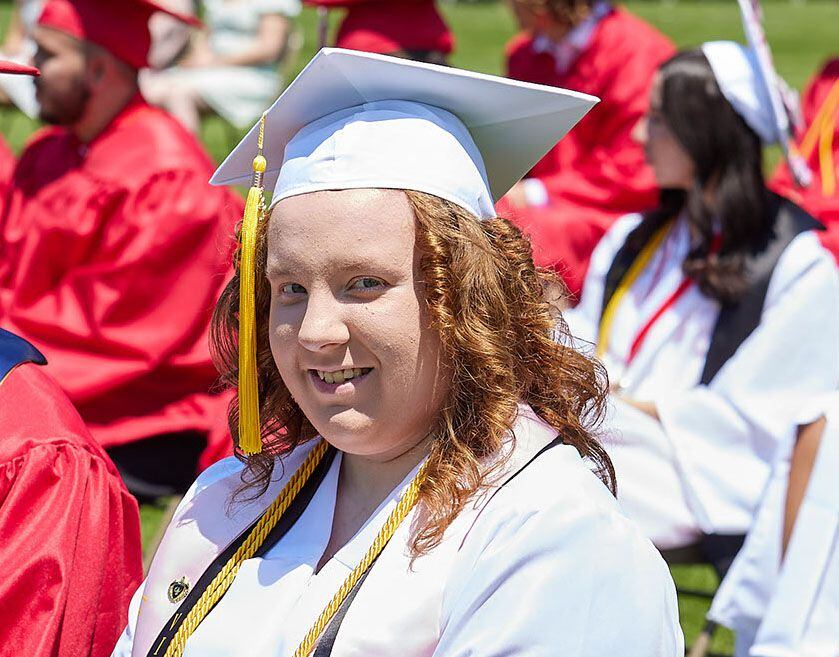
[565,208,839,549]
[111,405,683,657]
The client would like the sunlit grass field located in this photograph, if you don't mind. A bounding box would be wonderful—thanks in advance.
[4,1,836,653]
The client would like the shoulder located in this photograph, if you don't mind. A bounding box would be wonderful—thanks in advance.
[590,212,644,263]
[597,8,674,55]
[467,405,662,579]
[88,103,216,184]
[0,362,116,469]
[173,442,319,521]
[17,126,72,163]
[505,31,534,59]
[440,431,681,654]
[767,209,838,302]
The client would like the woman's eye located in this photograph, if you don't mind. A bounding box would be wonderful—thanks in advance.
[349,277,385,291]
[281,283,306,295]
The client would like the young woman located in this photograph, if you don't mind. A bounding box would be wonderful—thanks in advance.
[565,44,839,551]
[112,50,681,657]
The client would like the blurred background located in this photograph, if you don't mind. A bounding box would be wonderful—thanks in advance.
[1,0,835,167]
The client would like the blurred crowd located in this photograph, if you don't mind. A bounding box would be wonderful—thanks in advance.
[0,1,836,657]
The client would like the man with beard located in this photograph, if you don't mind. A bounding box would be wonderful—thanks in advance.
[0,0,244,498]
[0,58,142,657]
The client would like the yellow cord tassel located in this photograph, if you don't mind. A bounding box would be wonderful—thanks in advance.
[238,114,268,456]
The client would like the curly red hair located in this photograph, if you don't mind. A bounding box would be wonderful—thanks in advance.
[211,190,613,556]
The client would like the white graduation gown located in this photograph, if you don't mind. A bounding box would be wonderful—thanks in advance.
[709,392,839,657]
[112,404,683,657]
[565,214,839,548]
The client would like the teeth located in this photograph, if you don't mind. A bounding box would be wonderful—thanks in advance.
[315,368,371,384]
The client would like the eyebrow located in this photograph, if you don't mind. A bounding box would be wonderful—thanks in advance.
[265,257,403,280]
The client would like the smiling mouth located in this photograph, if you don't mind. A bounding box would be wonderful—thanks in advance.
[311,367,373,385]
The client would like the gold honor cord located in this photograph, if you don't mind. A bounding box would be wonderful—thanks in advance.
[164,440,427,657]
[164,440,330,657]
[596,220,674,359]
[293,462,426,657]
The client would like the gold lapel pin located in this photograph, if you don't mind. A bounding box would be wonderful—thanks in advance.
[167,576,190,604]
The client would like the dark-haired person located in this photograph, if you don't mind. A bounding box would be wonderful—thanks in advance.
[112,50,681,657]
[304,0,453,64]
[0,0,245,496]
[770,57,839,262]
[565,42,838,551]
[500,0,674,298]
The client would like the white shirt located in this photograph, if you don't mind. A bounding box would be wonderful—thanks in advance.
[565,212,839,535]
[112,405,682,657]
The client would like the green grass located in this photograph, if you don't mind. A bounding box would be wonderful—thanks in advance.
[7,1,831,651]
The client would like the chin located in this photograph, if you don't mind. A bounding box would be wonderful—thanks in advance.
[307,407,378,452]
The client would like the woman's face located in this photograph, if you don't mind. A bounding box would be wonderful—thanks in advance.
[266,189,449,462]
[633,73,696,190]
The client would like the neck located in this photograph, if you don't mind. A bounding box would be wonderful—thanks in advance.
[72,80,139,143]
[339,435,431,501]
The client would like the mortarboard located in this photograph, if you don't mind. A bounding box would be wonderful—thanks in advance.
[37,0,202,70]
[211,48,598,455]
[702,0,810,186]
[0,60,40,76]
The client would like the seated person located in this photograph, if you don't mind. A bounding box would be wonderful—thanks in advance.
[770,57,839,261]
[710,393,839,657]
[142,0,302,133]
[0,326,143,657]
[501,0,674,299]
[564,43,838,551]
[112,49,681,657]
[1,0,245,498]
[304,0,453,64]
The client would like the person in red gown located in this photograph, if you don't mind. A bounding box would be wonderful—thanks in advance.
[500,0,674,299]
[0,0,244,498]
[770,57,839,262]
[0,326,143,657]
[304,0,453,63]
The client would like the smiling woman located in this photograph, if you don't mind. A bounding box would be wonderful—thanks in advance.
[112,49,682,657]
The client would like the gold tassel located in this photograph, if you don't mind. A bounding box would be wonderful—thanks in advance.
[238,114,268,456]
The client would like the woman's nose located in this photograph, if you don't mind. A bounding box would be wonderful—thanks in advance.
[296,292,350,352]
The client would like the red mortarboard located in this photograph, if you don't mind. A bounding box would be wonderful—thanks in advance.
[0,60,40,76]
[37,0,202,70]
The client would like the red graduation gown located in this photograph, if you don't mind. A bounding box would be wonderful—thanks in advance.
[304,0,453,54]
[770,58,839,262]
[503,8,674,298]
[0,362,143,657]
[0,95,243,454]
[0,137,15,207]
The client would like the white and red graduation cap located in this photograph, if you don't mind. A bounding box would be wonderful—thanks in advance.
[210,48,599,220]
[0,60,39,76]
[701,0,810,186]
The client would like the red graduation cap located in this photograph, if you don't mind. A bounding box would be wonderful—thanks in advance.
[37,0,202,70]
[0,60,40,76]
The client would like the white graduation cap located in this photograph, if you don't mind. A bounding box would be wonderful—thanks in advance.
[211,47,598,220]
[701,0,810,186]
[214,48,598,457]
